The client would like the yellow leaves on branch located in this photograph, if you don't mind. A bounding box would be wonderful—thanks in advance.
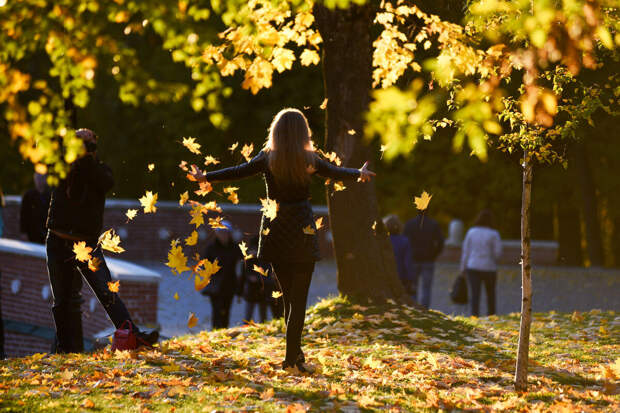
[99,229,125,253]
[139,191,158,213]
[414,191,432,211]
[260,198,278,221]
[107,280,120,293]
[187,312,198,329]
[182,137,201,154]
[300,49,320,66]
[167,240,190,275]
[73,241,92,262]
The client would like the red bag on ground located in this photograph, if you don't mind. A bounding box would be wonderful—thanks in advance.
[111,320,137,351]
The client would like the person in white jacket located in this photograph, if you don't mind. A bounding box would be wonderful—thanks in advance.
[460,209,502,316]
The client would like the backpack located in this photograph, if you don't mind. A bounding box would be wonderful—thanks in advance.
[450,273,468,304]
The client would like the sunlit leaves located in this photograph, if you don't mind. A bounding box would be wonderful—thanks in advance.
[99,229,125,253]
[189,204,205,228]
[185,231,198,246]
[179,191,189,206]
[107,280,120,293]
[194,258,220,290]
[240,143,254,162]
[260,198,279,221]
[253,264,269,277]
[167,240,190,275]
[88,256,101,272]
[239,241,253,261]
[414,191,432,211]
[139,191,158,214]
[73,241,92,262]
[303,225,315,235]
[204,155,220,166]
[208,216,227,229]
[187,312,198,328]
[182,137,201,154]
[125,209,138,221]
[299,49,320,66]
[271,291,283,299]
[224,186,239,204]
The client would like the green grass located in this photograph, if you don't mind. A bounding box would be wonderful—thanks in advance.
[0,296,618,412]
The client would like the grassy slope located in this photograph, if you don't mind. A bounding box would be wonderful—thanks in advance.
[0,297,618,412]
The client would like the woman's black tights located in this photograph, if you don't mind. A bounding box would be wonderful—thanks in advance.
[271,261,315,364]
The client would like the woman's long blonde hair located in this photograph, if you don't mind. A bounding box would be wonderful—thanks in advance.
[265,108,315,185]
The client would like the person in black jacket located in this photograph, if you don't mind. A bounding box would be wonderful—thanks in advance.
[20,172,51,244]
[403,211,445,309]
[190,108,375,373]
[201,221,242,329]
[46,128,158,353]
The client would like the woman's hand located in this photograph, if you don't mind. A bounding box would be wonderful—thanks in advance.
[188,164,207,182]
[358,161,376,183]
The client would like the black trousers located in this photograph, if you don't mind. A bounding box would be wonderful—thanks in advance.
[271,261,315,364]
[46,232,136,353]
[210,294,233,329]
[466,268,497,316]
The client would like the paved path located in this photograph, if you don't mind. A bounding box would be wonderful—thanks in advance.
[140,261,620,338]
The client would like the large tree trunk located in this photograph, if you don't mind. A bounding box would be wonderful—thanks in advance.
[515,153,533,391]
[574,142,604,267]
[314,3,409,303]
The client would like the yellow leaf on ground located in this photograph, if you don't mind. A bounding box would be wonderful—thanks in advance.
[182,137,201,154]
[414,191,432,211]
[185,231,198,246]
[107,280,120,293]
[260,388,275,400]
[260,198,279,221]
[73,241,92,262]
[139,191,158,213]
[187,312,198,328]
[81,398,95,409]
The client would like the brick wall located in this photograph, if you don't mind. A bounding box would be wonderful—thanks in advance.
[0,241,159,358]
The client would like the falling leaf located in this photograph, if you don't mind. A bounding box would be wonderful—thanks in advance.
[347,129,356,135]
[239,241,253,261]
[73,242,92,262]
[241,143,254,162]
[194,180,212,197]
[187,312,198,328]
[139,191,158,213]
[253,265,269,277]
[319,150,342,166]
[179,160,189,171]
[88,257,101,272]
[315,217,324,230]
[167,240,190,274]
[173,292,179,300]
[303,225,315,235]
[224,186,239,204]
[272,291,283,299]
[262,228,270,236]
[380,144,388,159]
[228,142,238,152]
[333,181,346,191]
[107,280,120,293]
[194,258,220,291]
[260,198,279,221]
[319,98,328,110]
[147,163,155,171]
[189,205,205,228]
[414,191,432,211]
[209,216,227,229]
[182,137,201,154]
[174,193,187,209]
[185,231,198,246]
[204,155,220,166]
[125,209,138,221]
[98,229,125,253]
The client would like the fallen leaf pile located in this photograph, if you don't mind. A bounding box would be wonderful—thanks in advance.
[0,297,617,412]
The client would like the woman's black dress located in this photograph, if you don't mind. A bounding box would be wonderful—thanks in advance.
[205,150,360,263]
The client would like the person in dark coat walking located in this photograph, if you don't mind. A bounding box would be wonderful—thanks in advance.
[46,128,158,353]
[383,214,415,299]
[403,210,444,309]
[190,108,375,373]
[20,172,51,244]
[201,221,242,329]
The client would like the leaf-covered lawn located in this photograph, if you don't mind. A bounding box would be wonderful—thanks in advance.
[1,297,618,412]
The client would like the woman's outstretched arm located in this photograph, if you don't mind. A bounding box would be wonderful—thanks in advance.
[191,151,267,183]
[314,157,375,182]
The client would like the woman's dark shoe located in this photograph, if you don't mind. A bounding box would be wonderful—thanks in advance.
[136,330,159,348]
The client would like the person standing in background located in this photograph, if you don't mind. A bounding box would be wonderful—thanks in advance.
[201,221,242,329]
[20,173,52,244]
[383,214,416,300]
[403,208,445,309]
[460,209,502,317]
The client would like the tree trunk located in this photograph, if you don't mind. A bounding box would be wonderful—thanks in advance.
[314,3,410,303]
[515,153,533,391]
[574,142,604,267]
